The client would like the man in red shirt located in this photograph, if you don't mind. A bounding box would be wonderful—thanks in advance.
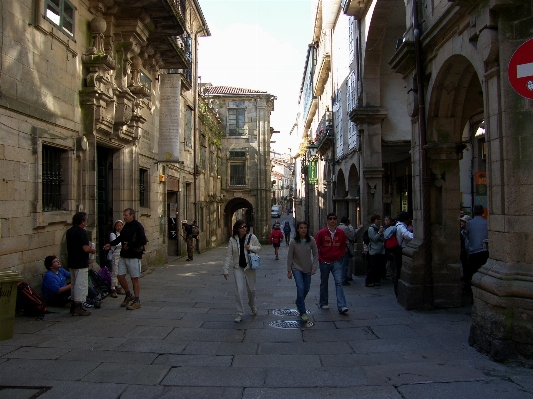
[315,212,349,314]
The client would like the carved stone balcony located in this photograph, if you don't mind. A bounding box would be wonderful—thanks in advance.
[341,0,371,18]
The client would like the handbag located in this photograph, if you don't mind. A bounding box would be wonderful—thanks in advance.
[246,234,261,270]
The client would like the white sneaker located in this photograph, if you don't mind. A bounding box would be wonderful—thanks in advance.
[234,315,242,323]
[320,304,329,309]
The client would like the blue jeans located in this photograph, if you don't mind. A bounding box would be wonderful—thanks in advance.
[341,251,350,283]
[292,269,311,315]
[319,260,347,311]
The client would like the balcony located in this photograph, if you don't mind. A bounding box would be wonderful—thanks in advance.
[168,32,192,69]
[342,0,370,18]
[314,111,334,151]
[313,31,331,97]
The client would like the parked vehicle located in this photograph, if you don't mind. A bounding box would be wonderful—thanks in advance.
[271,205,282,218]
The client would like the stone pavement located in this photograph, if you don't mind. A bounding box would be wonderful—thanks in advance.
[1,243,533,399]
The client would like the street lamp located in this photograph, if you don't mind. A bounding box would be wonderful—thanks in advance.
[307,142,319,160]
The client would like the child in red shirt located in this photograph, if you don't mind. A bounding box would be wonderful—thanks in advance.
[269,224,284,260]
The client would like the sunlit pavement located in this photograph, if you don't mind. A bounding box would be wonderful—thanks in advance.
[1,244,533,399]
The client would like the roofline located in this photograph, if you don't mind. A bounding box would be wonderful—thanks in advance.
[192,0,211,36]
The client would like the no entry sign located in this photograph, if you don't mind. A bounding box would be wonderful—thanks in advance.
[508,38,533,99]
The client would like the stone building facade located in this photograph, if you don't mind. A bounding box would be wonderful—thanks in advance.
[0,0,214,288]
[201,85,276,241]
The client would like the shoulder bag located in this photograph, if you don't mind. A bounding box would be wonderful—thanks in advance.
[246,234,261,270]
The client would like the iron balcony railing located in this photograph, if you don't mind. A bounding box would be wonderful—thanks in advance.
[171,32,192,64]
[314,110,334,147]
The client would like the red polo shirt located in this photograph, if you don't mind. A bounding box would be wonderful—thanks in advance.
[315,226,347,263]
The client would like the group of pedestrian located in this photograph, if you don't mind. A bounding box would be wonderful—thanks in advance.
[43,208,148,317]
[223,212,353,323]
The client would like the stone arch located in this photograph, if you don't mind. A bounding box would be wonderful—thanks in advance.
[224,197,254,237]
[423,54,485,307]
[362,0,406,106]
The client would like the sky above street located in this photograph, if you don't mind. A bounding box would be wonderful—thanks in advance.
[198,0,313,155]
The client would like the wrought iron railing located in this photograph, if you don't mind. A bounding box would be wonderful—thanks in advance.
[314,111,333,147]
[171,32,192,63]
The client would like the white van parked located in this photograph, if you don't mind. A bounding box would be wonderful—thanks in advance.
[271,205,282,218]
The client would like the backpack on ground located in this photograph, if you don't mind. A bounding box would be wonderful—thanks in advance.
[17,282,47,318]
[191,224,199,237]
[98,266,112,286]
[89,268,110,297]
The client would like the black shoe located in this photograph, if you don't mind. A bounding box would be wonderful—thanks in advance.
[186,258,193,261]
[342,281,350,286]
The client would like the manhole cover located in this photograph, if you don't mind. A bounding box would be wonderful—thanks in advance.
[272,308,310,316]
[269,320,314,329]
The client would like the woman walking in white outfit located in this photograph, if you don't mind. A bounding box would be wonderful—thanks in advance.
[108,220,124,297]
[223,219,261,322]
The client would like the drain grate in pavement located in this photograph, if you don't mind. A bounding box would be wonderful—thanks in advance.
[269,320,314,329]
[272,308,310,317]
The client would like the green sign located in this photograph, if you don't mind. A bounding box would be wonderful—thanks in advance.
[308,160,318,185]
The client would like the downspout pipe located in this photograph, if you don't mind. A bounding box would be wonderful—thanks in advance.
[193,28,206,222]
[413,0,433,307]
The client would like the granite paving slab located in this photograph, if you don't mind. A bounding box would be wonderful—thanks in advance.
[35,381,126,399]
[397,379,533,399]
[232,354,321,368]
[82,363,171,385]
[165,327,245,342]
[152,354,233,367]
[264,366,368,387]
[0,387,45,399]
[258,341,353,355]
[0,359,99,384]
[160,366,267,387]
[116,338,187,354]
[157,387,244,399]
[242,386,402,399]
[2,346,71,360]
[59,349,159,364]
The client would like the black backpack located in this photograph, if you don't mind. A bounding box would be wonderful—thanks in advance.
[17,282,47,318]
[190,224,199,237]
[362,227,370,245]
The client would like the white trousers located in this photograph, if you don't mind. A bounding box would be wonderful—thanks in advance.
[233,267,256,316]
[70,268,88,302]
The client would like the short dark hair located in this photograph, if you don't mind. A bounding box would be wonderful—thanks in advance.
[124,208,135,217]
[370,214,381,223]
[44,255,57,270]
[326,212,336,219]
[473,204,484,216]
[397,211,410,223]
[294,221,311,243]
[340,216,349,224]
[232,219,247,237]
[72,212,87,226]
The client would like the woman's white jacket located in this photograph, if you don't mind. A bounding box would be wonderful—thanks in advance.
[223,234,261,274]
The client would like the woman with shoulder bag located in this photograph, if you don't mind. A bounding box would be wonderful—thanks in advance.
[223,219,262,323]
[287,221,318,322]
[108,220,125,297]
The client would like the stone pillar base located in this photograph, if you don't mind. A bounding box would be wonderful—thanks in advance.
[469,259,533,363]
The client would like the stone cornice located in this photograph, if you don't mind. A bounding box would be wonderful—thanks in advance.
[349,108,387,124]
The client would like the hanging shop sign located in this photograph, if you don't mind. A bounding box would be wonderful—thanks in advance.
[308,160,318,185]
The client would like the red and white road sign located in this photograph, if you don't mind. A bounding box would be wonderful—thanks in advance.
[508,38,533,99]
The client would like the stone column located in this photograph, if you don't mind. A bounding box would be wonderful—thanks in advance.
[469,32,533,361]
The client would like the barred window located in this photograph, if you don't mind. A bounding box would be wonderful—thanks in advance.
[42,145,64,211]
[140,168,149,208]
[229,150,246,158]
[229,162,246,186]
[185,107,193,148]
[228,109,245,136]
[44,0,75,38]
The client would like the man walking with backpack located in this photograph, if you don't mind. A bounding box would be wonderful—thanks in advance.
[103,208,147,310]
[191,220,200,254]
[182,220,194,261]
[66,212,97,316]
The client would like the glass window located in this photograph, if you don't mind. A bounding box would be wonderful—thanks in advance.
[45,0,75,39]
[185,107,193,148]
[228,109,245,136]
[229,162,246,186]
[42,145,64,211]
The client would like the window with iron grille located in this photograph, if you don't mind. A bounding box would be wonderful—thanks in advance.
[229,162,246,186]
[44,0,75,39]
[228,109,245,136]
[139,168,149,208]
[185,107,193,148]
[348,17,354,64]
[229,150,246,158]
[42,145,64,211]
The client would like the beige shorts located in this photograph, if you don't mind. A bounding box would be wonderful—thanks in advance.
[118,257,142,278]
[69,268,88,302]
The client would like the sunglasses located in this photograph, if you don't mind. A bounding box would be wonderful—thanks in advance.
[239,225,247,228]
[327,217,337,220]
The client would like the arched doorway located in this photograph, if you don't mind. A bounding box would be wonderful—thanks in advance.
[224,198,254,237]
[424,55,485,307]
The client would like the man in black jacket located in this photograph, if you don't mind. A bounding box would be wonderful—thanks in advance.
[103,208,147,310]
